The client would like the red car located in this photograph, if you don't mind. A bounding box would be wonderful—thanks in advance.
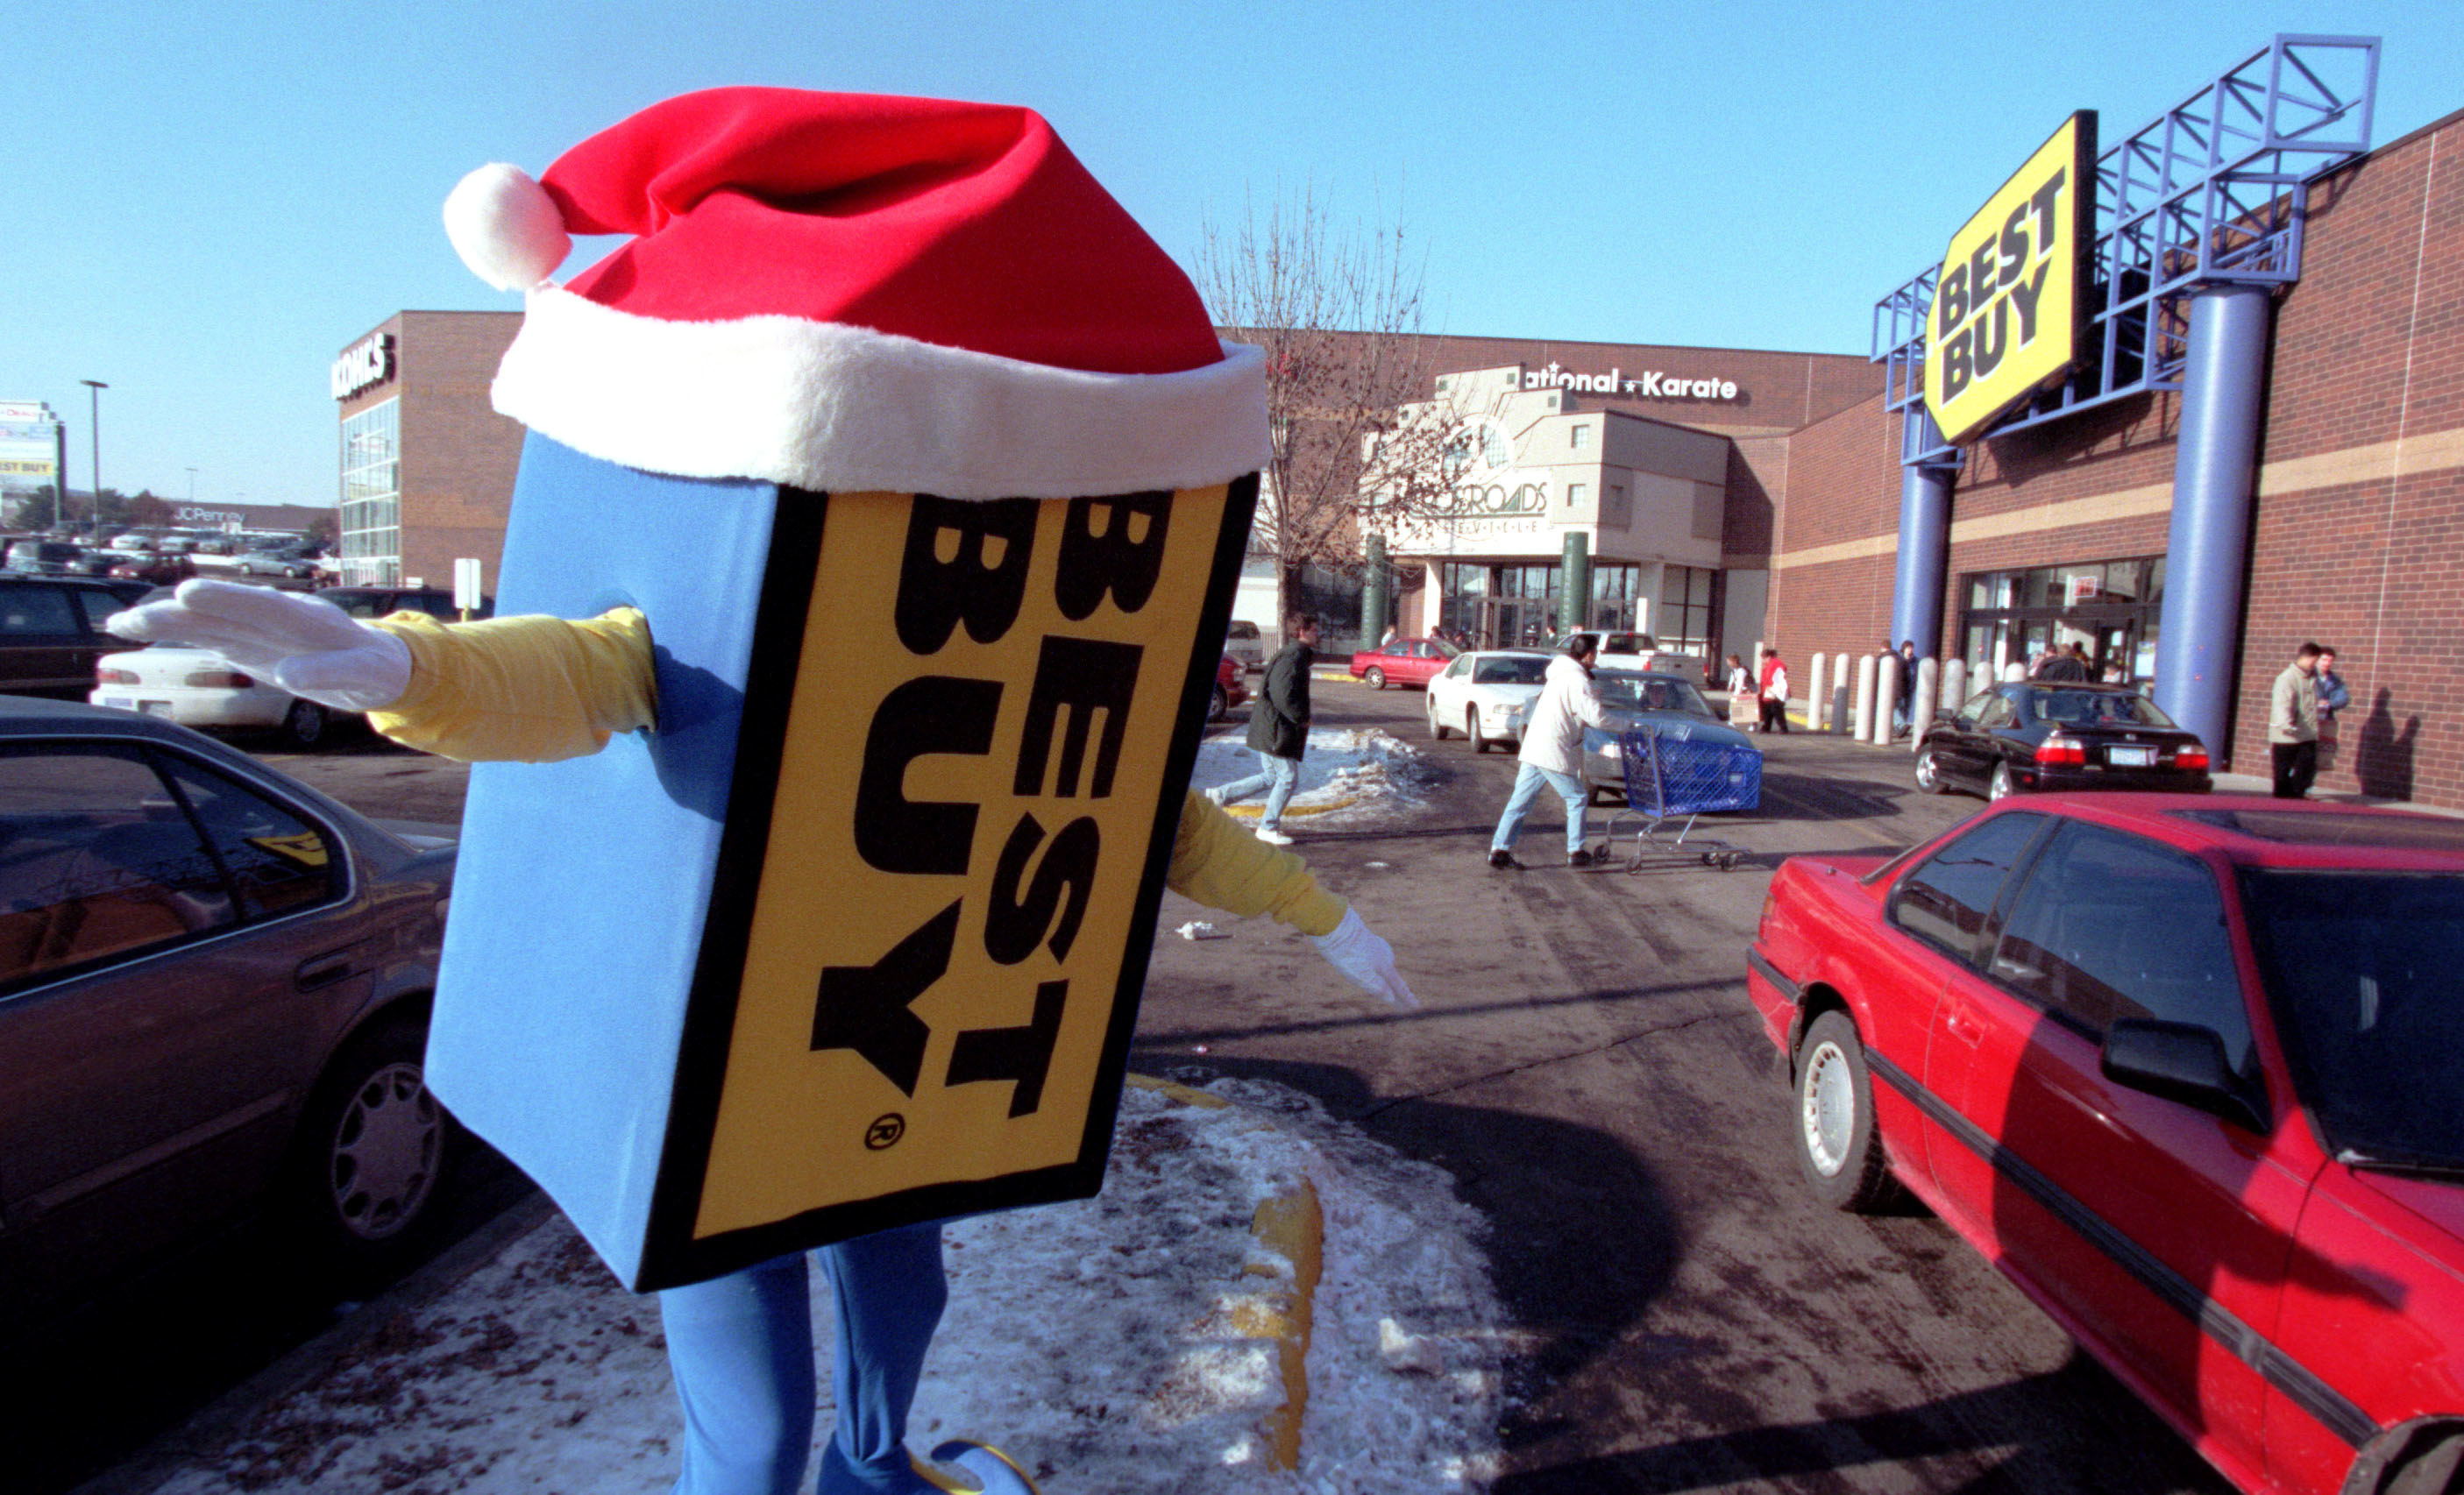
[1211,652,1249,722]
[1348,636,1458,690]
[1747,794,2464,1495]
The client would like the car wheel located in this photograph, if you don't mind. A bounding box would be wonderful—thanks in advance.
[1468,709,1490,754]
[289,1011,448,1282]
[1914,747,1948,794]
[1210,684,1228,722]
[1989,762,2015,801]
[1428,698,1448,740]
[1795,1010,1899,1213]
[1364,666,1386,690]
[281,698,329,749]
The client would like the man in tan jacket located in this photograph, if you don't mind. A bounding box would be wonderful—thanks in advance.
[2269,641,2325,799]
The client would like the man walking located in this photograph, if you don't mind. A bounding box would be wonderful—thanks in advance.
[1488,634,1612,869]
[2269,641,2324,799]
[1757,648,1791,734]
[1211,612,1317,843]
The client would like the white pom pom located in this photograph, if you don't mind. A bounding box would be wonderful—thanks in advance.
[443,163,571,292]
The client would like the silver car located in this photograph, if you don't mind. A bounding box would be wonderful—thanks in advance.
[1580,669,1756,804]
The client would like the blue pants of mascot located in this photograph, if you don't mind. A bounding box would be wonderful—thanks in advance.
[661,1222,946,1495]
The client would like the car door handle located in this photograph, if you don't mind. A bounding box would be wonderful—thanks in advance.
[295,952,357,990]
[1944,1002,1986,1045]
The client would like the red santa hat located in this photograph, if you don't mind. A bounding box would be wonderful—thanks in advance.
[442,88,1266,500]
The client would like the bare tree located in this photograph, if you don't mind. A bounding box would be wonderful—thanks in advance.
[1194,185,1456,630]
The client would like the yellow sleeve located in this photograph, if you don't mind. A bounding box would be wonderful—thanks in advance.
[364,606,657,763]
[1165,790,1347,937]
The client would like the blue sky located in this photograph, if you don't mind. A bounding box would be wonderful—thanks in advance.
[4,2,2454,513]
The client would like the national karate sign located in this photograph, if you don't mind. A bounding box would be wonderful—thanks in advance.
[639,480,1253,1279]
[1923,112,2098,444]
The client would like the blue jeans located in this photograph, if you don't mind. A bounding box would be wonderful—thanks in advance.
[1216,751,1300,830]
[659,1222,947,1495]
[1491,762,1588,858]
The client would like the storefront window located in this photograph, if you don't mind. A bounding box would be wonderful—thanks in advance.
[1958,554,2162,688]
[1658,563,1715,654]
[1590,564,1642,630]
[337,399,401,586]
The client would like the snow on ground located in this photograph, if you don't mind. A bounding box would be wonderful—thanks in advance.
[1189,726,1429,829]
[139,1078,1504,1495]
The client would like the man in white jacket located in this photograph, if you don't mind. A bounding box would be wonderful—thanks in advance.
[1488,636,1613,868]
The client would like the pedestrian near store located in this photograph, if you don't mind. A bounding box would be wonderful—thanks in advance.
[2269,641,2325,799]
[2035,641,2091,681]
[1757,648,1792,733]
[2314,645,2350,775]
[1211,612,1317,843]
[1724,653,1755,728]
[1893,640,1919,734]
[1488,634,1613,868]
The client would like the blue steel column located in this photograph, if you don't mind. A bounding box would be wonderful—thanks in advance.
[1890,408,1953,654]
[2152,285,2274,759]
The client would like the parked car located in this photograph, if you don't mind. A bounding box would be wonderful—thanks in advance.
[317,585,494,622]
[0,696,458,1336]
[5,541,82,576]
[1349,636,1458,690]
[0,577,154,699]
[236,549,319,579]
[1425,649,1551,752]
[91,636,341,748]
[1225,619,1264,673]
[1916,680,2212,801]
[108,552,198,587]
[1580,669,1755,804]
[1553,631,1710,684]
[1748,793,2464,1495]
[1209,652,1249,722]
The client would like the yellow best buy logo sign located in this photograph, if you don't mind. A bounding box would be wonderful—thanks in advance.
[1924,112,2097,444]
[641,481,1253,1279]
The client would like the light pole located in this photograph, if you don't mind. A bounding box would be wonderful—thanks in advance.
[79,379,107,535]
[185,466,197,505]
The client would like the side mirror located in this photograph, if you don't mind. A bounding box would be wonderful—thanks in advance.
[2101,1018,2269,1134]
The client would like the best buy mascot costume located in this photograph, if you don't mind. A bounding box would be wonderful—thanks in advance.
[115,89,1416,1495]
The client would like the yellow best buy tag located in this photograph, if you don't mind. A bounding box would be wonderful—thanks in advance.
[1923,111,2097,444]
[648,482,1252,1262]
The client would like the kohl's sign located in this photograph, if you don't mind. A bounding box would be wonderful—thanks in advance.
[330,332,395,400]
[1525,362,1738,401]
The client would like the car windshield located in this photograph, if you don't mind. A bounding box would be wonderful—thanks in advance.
[1595,673,1714,717]
[2241,868,2464,1171]
[2027,689,2176,727]
[1473,655,1549,685]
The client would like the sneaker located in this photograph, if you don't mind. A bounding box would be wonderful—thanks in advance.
[1255,826,1294,845]
[1568,848,1599,868]
[1203,785,1230,806]
[1488,849,1522,870]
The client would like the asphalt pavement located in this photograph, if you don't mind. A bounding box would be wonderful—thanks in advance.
[64,692,2358,1494]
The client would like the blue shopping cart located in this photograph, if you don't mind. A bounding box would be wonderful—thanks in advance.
[1602,726,1762,872]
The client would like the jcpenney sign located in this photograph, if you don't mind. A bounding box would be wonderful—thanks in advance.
[1524,362,1738,401]
[330,332,395,400]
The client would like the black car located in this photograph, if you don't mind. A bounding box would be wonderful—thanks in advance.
[316,586,494,622]
[0,697,458,1334]
[1915,680,2213,801]
[0,576,156,699]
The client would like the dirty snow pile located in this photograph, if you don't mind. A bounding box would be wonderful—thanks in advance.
[141,1077,1505,1495]
[1190,727,1427,827]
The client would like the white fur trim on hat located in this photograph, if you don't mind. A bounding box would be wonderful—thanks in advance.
[444,164,572,292]
[489,287,1271,499]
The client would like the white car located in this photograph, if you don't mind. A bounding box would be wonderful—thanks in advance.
[1425,649,1552,753]
[1225,619,1265,672]
[90,642,339,748]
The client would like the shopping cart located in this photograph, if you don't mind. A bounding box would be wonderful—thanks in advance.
[1602,726,1762,872]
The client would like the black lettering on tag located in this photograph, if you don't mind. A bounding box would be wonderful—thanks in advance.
[812,901,959,1095]
[894,495,1039,654]
[1054,492,1170,620]
[1013,638,1142,798]
[945,979,1069,1117]
[855,677,1002,875]
[983,814,1100,965]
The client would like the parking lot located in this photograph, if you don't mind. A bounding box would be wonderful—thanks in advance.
[46,687,2248,1495]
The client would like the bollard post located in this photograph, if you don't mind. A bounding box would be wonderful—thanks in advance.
[1911,657,1940,754]
[1852,654,1878,742]
[1831,655,1852,734]
[1871,654,1899,746]
[2002,660,2027,684]
[1940,656,1968,719]
[1807,652,1828,732]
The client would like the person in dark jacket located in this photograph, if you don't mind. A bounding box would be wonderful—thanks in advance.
[1210,612,1317,843]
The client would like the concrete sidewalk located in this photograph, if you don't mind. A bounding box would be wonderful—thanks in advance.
[81,1077,1506,1495]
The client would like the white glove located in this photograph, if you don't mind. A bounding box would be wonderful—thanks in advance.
[1310,906,1421,1010]
[108,578,415,712]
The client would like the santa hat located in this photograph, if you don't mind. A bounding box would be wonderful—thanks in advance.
[442,89,1266,500]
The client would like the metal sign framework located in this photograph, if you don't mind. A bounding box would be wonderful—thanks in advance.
[1873,34,2380,470]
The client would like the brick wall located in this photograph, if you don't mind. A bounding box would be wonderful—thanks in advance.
[1762,104,2464,804]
